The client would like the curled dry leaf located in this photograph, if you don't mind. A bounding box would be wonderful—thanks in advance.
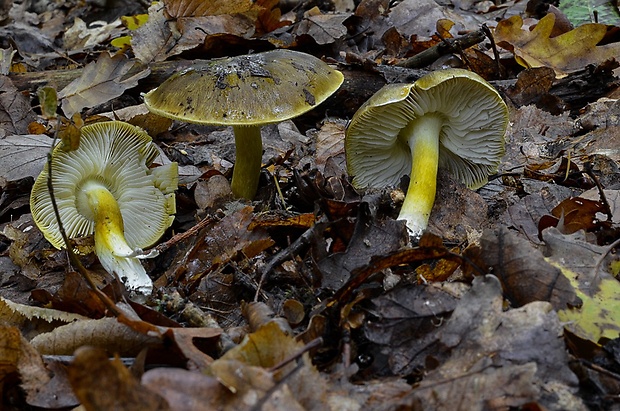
[164,327,221,371]
[538,196,609,236]
[282,299,305,326]
[30,317,162,356]
[0,296,86,340]
[0,326,47,394]
[242,301,292,334]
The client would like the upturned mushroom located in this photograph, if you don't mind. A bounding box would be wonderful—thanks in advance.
[345,68,508,239]
[143,49,344,200]
[30,121,177,294]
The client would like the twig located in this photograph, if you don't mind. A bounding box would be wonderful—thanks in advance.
[153,215,215,255]
[573,358,620,382]
[582,161,614,222]
[593,237,620,279]
[249,338,323,409]
[481,24,503,78]
[251,361,305,411]
[267,337,323,373]
[396,28,486,69]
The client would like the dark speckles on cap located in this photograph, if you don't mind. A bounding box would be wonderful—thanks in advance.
[303,89,316,106]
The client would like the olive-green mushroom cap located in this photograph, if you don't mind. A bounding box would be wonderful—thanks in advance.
[30,121,177,252]
[346,68,508,190]
[143,49,344,126]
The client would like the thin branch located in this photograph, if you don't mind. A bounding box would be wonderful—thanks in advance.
[396,28,486,69]
[582,161,614,222]
[254,215,327,302]
[153,215,215,255]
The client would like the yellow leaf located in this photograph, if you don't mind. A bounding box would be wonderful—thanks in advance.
[110,35,131,49]
[494,13,620,77]
[120,13,149,30]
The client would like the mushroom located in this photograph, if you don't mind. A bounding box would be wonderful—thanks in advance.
[30,121,178,294]
[345,68,508,239]
[143,49,344,200]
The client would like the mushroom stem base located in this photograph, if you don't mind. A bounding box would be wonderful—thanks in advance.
[398,114,443,239]
[231,125,263,200]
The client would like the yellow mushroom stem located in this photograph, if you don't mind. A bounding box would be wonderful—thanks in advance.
[398,113,444,239]
[231,125,263,200]
[83,181,135,257]
[82,181,152,292]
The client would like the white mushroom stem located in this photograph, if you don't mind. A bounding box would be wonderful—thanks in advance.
[231,125,263,200]
[398,113,444,239]
[82,181,153,293]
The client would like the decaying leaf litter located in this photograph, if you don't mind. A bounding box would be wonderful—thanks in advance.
[0,0,620,409]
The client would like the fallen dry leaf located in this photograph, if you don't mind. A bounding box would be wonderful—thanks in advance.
[0,326,61,408]
[494,13,620,77]
[504,67,557,108]
[68,346,170,411]
[63,17,124,50]
[131,3,182,64]
[164,0,254,17]
[164,205,274,287]
[164,327,221,371]
[419,276,585,411]
[209,321,333,410]
[480,227,581,310]
[294,8,349,45]
[0,134,52,181]
[315,211,407,290]
[142,367,228,411]
[0,76,37,138]
[364,281,468,375]
[388,0,479,40]
[58,52,150,117]
[312,119,347,173]
[581,188,620,224]
[538,196,608,235]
